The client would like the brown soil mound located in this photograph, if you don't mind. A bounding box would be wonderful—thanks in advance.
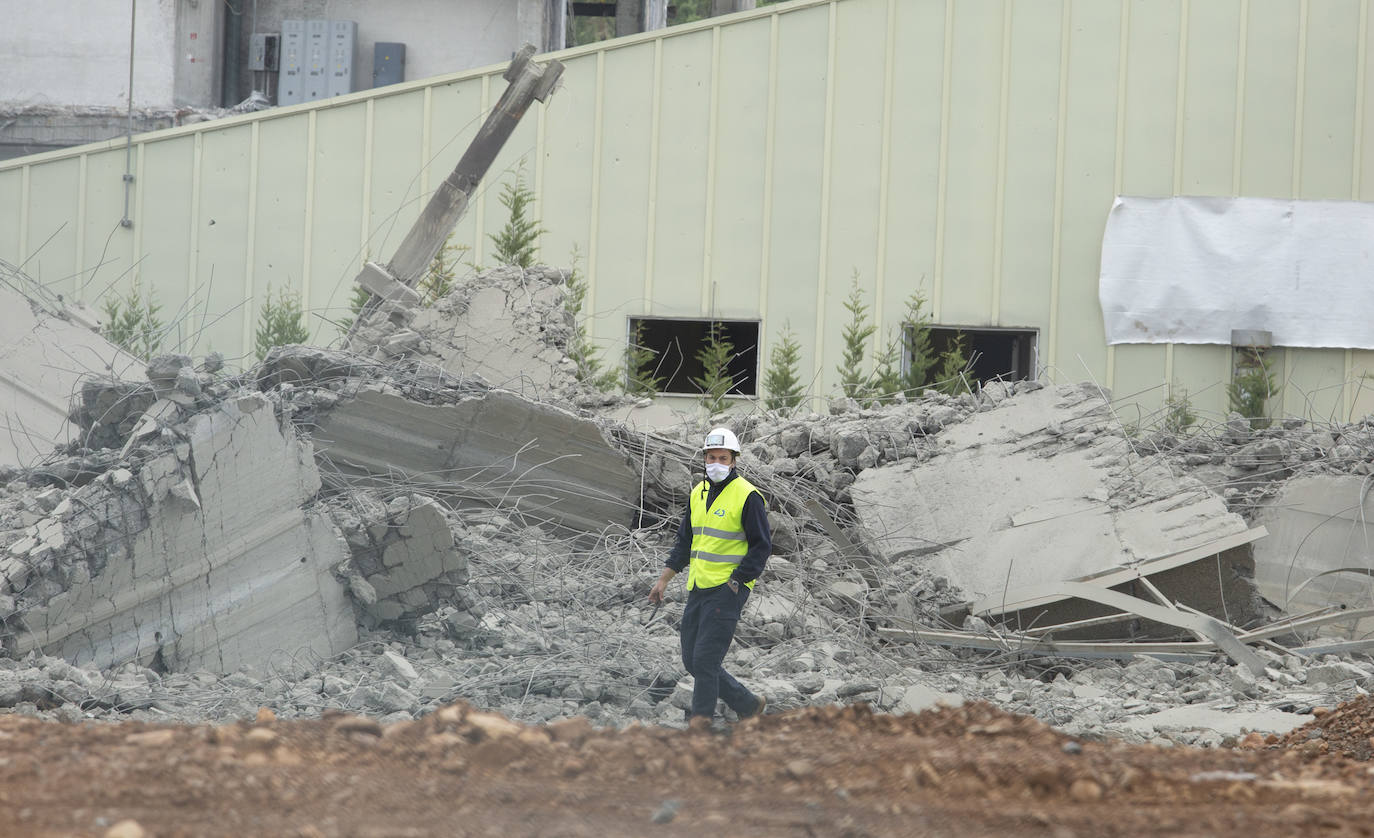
[1279,694,1374,759]
[5,702,1374,837]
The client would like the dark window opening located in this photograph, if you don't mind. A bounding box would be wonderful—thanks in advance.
[914,327,1037,386]
[570,1,617,17]
[629,318,760,396]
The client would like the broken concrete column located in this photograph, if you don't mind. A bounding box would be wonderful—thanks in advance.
[4,391,357,673]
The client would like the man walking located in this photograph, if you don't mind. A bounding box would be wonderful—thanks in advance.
[649,427,771,727]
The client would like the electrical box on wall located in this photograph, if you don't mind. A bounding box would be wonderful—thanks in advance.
[304,19,329,101]
[327,20,358,97]
[279,19,355,104]
[278,20,304,104]
[373,42,406,88]
[248,33,280,71]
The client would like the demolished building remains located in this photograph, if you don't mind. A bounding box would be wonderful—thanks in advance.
[2,253,1374,752]
[4,39,1374,753]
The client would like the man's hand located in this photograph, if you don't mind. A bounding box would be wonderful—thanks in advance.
[649,567,676,604]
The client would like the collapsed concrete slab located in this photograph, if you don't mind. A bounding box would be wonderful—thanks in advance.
[0,273,144,468]
[1251,475,1374,640]
[310,385,641,538]
[852,384,1265,631]
[1,392,358,673]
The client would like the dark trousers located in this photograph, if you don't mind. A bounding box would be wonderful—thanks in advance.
[680,582,758,719]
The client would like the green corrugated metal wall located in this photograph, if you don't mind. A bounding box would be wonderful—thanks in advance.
[3,0,1374,422]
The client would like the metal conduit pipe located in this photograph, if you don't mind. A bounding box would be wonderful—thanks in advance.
[120,0,137,229]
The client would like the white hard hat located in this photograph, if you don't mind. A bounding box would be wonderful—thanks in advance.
[701,427,741,454]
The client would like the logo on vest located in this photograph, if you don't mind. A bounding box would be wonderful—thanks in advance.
[713,508,726,517]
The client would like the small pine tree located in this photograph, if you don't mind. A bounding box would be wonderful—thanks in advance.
[931,332,972,396]
[564,247,620,391]
[1163,382,1197,435]
[870,330,903,405]
[487,167,544,268]
[694,321,735,415]
[762,322,805,411]
[338,285,372,333]
[417,234,467,306]
[900,291,936,396]
[1228,347,1279,428]
[836,273,877,401]
[625,320,665,396]
[101,278,165,360]
[255,286,311,360]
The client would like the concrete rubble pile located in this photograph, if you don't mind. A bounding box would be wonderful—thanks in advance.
[5,263,1374,751]
[344,264,614,408]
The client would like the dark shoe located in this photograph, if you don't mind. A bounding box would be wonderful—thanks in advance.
[742,693,767,719]
[687,715,713,733]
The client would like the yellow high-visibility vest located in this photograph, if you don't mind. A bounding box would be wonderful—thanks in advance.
[686,475,764,590]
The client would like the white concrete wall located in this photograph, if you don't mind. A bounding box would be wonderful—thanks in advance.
[248,0,551,90]
[0,0,181,109]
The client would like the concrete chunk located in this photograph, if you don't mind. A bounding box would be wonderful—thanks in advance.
[8,392,356,673]
[1252,476,1374,639]
[852,386,1259,629]
[313,388,638,539]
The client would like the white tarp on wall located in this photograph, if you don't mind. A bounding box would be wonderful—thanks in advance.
[1099,195,1374,348]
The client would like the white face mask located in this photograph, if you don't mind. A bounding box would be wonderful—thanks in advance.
[705,463,731,483]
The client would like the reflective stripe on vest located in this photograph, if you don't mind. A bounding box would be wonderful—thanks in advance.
[686,475,764,590]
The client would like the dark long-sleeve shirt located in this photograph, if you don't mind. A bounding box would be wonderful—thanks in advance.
[665,470,771,585]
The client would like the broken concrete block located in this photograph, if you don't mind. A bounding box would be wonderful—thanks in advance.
[356,261,422,307]
[146,354,193,385]
[853,385,1260,629]
[313,388,638,539]
[893,684,965,715]
[1252,476,1374,640]
[1306,661,1370,687]
[379,650,419,685]
[0,282,146,468]
[8,392,357,674]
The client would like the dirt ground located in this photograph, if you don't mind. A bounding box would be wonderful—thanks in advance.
[3,700,1374,838]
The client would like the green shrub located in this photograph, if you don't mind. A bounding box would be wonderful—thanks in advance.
[417,234,467,306]
[255,286,311,360]
[931,332,972,396]
[1229,347,1279,428]
[836,273,877,402]
[625,321,664,396]
[762,322,805,411]
[1163,384,1197,435]
[100,278,164,360]
[694,321,735,415]
[565,246,619,390]
[488,167,544,268]
[900,292,937,396]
